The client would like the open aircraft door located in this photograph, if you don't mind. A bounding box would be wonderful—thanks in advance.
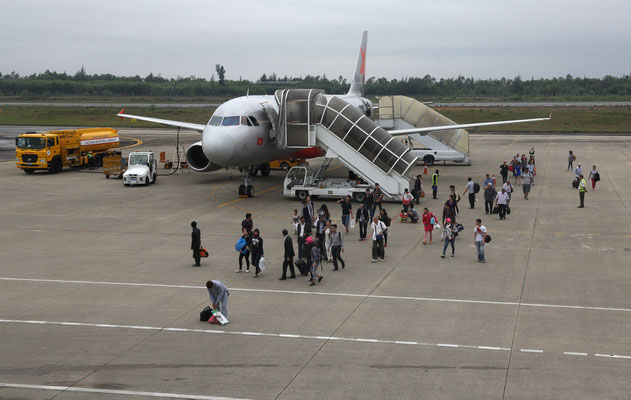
[261,103,279,142]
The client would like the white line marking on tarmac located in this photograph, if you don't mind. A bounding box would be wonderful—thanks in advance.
[0,382,249,400]
[520,349,544,353]
[3,277,631,314]
[0,318,509,353]
[563,352,588,356]
[594,353,631,360]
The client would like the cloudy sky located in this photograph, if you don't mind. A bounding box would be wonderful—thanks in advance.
[1,0,629,81]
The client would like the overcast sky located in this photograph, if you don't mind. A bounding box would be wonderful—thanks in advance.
[1,0,629,81]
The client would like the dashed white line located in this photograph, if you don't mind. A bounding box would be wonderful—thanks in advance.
[595,353,631,360]
[0,382,249,400]
[520,349,543,353]
[563,352,588,356]
[0,318,509,354]
[3,276,631,314]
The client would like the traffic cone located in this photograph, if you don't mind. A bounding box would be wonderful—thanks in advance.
[423,164,428,175]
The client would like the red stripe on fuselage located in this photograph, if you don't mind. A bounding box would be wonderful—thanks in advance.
[289,147,325,159]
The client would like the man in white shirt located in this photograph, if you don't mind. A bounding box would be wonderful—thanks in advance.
[462,177,476,209]
[574,164,582,179]
[473,219,487,263]
[495,188,510,220]
[370,216,387,262]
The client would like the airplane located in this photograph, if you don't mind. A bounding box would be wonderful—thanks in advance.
[117,31,550,197]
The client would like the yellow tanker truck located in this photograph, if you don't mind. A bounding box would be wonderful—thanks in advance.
[15,128,119,174]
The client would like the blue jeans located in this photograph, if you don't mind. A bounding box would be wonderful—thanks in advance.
[311,261,320,278]
[442,238,454,255]
[341,214,350,227]
[475,241,485,262]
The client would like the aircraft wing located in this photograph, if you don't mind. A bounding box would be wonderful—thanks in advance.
[117,109,206,132]
[388,114,551,136]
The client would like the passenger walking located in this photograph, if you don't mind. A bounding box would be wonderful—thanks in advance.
[191,221,201,267]
[484,183,496,214]
[495,188,510,220]
[236,230,251,273]
[337,195,353,234]
[413,175,423,204]
[529,147,535,165]
[356,203,370,241]
[513,162,522,185]
[442,203,455,225]
[250,228,264,277]
[503,180,513,201]
[522,171,532,200]
[441,218,457,258]
[324,220,333,262]
[463,177,476,209]
[574,164,582,179]
[588,165,599,190]
[317,204,330,221]
[578,174,587,208]
[483,174,494,189]
[431,170,439,199]
[329,224,345,271]
[315,215,327,258]
[292,209,299,235]
[474,219,487,263]
[302,196,315,226]
[372,183,384,216]
[527,161,535,185]
[449,185,461,214]
[307,236,322,286]
[521,154,528,172]
[279,229,296,280]
[241,213,253,234]
[371,216,387,262]
[568,151,575,171]
[362,188,374,218]
[379,209,391,247]
[402,188,413,212]
[206,280,229,318]
[444,195,457,223]
[296,216,311,259]
[422,208,436,244]
[500,161,509,184]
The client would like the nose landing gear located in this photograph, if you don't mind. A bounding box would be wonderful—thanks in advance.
[238,167,254,198]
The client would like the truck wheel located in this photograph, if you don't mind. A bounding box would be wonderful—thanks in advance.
[247,185,254,198]
[105,174,110,179]
[24,169,35,175]
[144,176,151,186]
[280,162,289,171]
[353,192,366,203]
[260,163,271,177]
[124,183,130,187]
[164,163,172,169]
[423,155,435,166]
[48,160,61,174]
[297,190,308,201]
[152,173,157,184]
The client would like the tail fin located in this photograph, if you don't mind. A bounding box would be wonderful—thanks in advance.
[347,31,367,97]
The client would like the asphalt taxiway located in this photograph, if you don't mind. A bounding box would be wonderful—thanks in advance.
[1,130,631,399]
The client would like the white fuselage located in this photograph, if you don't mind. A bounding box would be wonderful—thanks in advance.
[200,94,372,167]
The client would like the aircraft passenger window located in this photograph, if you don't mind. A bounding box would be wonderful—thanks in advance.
[221,116,240,126]
[209,116,222,126]
[248,116,259,126]
[241,116,252,126]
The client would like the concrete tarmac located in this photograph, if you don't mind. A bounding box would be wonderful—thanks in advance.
[1,132,631,399]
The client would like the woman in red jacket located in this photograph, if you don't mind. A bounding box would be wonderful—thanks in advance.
[422,208,435,244]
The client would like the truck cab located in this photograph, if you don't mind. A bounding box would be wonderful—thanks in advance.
[123,151,157,186]
[15,133,64,174]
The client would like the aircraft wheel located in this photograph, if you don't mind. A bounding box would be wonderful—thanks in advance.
[152,173,157,184]
[247,185,254,198]
[238,184,246,196]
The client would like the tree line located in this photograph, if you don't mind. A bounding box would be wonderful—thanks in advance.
[0,66,629,98]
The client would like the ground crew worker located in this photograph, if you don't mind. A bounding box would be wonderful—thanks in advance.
[191,221,201,267]
[206,280,229,318]
[432,170,439,199]
[578,174,587,208]
[529,147,535,165]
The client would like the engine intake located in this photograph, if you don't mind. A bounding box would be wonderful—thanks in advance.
[186,142,222,172]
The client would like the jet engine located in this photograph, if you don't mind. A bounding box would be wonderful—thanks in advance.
[186,142,222,172]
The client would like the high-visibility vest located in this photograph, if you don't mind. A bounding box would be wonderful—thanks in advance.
[432,174,438,185]
[579,179,587,192]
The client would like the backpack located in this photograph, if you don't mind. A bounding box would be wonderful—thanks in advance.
[473,182,480,193]
[235,237,247,252]
[200,306,213,322]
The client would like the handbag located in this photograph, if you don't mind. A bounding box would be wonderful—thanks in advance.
[258,257,266,271]
[199,247,209,257]
[484,234,492,243]
[350,219,355,228]
[506,206,511,215]
[420,190,425,198]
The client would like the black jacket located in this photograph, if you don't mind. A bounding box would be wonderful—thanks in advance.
[414,178,422,192]
[191,227,201,250]
[284,236,295,258]
[500,164,509,176]
[356,207,370,223]
[315,220,326,236]
[250,236,264,256]
[297,223,312,238]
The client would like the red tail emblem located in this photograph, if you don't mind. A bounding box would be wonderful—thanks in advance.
[257,137,263,146]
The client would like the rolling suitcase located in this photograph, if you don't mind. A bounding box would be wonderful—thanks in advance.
[294,258,309,276]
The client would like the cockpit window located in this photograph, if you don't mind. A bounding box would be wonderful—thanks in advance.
[248,116,259,126]
[221,116,240,126]
[241,116,252,126]
[209,116,222,126]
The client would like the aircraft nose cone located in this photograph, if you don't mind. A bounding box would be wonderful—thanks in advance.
[204,130,235,165]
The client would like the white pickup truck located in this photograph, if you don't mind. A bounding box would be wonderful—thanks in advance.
[123,151,157,186]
